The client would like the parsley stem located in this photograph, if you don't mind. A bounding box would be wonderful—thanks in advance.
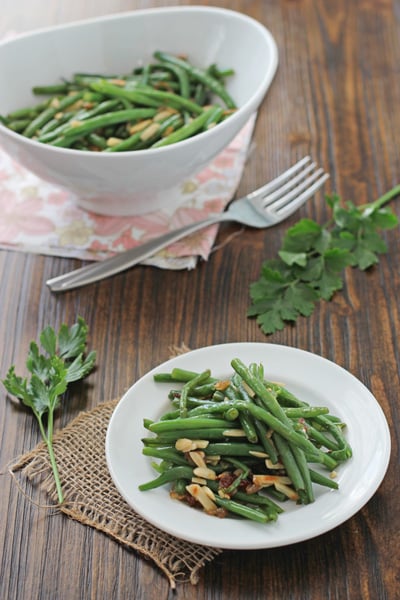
[45,410,64,504]
[36,411,64,503]
[362,184,400,210]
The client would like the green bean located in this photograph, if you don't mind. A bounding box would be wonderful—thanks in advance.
[7,100,50,120]
[32,83,73,95]
[213,496,269,523]
[290,442,314,504]
[155,368,216,384]
[134,114,183,150]
[141,427,246,444]
[38,112,73,136]
[139,465,194,491]
[231,358,289,423]
[309,469,339,490]
[206,480,283,516]
[253,418,279,463]
[105,113,182,153]
[6,119,30,132]
[23,91,84,138]
[273,433,307,502]
[300,422,339,451]
[203,442,266,457]
[90,80,161,108]
[203,105,224,128]
[178,370,211,418]
[149,416,234,434]
[284,407,329,418]
[232,401,337,470]
[142,446,189,466]
[154,50,236,109]
[92,80,204,115]
[51,108,157,148]
[223,458,250,494]
[152,106,217,148]
[87,133,108,149]
[223,382,258,443]
[151,63,190,99]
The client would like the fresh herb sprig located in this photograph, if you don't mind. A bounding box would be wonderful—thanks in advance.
[248,185,400,335]
[2,317,96,503]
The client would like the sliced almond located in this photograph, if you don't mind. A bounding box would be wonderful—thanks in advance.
[128,119,153,135]
[175,438,210,452]
[191,476,207,485]
[106,137,123,147]
[154,108,177,121]
[140,122,160,141]
[222,429,246,437]
[265,458,284,469]
[249,450,268,458]
[175,438,194,452]
[186,484,217,512]
[189,450,206,468]
[274,481,299,501]
[253,474,292,487]
[193,466,217,480]
[109,78,126,86]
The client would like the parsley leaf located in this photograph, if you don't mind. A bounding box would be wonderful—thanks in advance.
[248,186,400,335]
[2,317,96,503]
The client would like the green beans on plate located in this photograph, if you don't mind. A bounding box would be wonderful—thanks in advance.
[1,52,237,152]
[139,358,352,523]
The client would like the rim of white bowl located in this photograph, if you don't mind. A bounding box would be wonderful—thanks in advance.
[0,6,279,158]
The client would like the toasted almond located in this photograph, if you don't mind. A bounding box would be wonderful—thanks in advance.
[205,454,220,465]
[222,429,246,437]
[242,381,255,397]
[191,476,207,485]
[253,474,292,486]
[175,438,194,452]
[186,484,217,511]
[154,108,177,121]
[128,119,153,135]
[265,458,284,469]
[106,137,123,147]
[189,450,206,468]
[203,486,216,501]
[140,122,160,141]
[109,78,126,86]
[249,450,268,458]
[193,466,217,480]
[214,380,230,391]
[274,481,299,501]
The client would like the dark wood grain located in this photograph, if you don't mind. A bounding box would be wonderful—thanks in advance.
[1,1,399,598]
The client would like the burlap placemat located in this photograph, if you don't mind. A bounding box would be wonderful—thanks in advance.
[9,398,222,588]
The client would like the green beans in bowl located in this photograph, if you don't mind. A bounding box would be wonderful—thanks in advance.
[0,7,278,216]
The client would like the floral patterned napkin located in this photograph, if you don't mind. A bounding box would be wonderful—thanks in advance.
[0,116,255,270]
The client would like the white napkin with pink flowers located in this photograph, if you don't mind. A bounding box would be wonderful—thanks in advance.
[0,116,255,269]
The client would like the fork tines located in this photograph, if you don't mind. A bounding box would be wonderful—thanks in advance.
[250,156,329,215]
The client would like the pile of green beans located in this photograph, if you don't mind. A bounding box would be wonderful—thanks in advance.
[139,358,352,524]
[0,51,236,152]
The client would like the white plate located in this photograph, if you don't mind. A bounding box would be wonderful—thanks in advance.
[105,343,391,549]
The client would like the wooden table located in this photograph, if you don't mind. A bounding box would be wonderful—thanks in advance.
[1,1,399,598]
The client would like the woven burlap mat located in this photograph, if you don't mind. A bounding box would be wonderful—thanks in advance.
[9,398,222,588]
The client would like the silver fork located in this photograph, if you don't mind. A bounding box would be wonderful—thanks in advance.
[47,156,329,292]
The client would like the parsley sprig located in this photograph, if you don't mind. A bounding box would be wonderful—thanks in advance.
[2,317,96,503]
[248,185,400,335]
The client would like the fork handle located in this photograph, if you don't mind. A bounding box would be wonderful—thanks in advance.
[46,213,229,292]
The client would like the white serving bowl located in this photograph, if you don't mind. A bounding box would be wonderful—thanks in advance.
[0,6,278,216]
